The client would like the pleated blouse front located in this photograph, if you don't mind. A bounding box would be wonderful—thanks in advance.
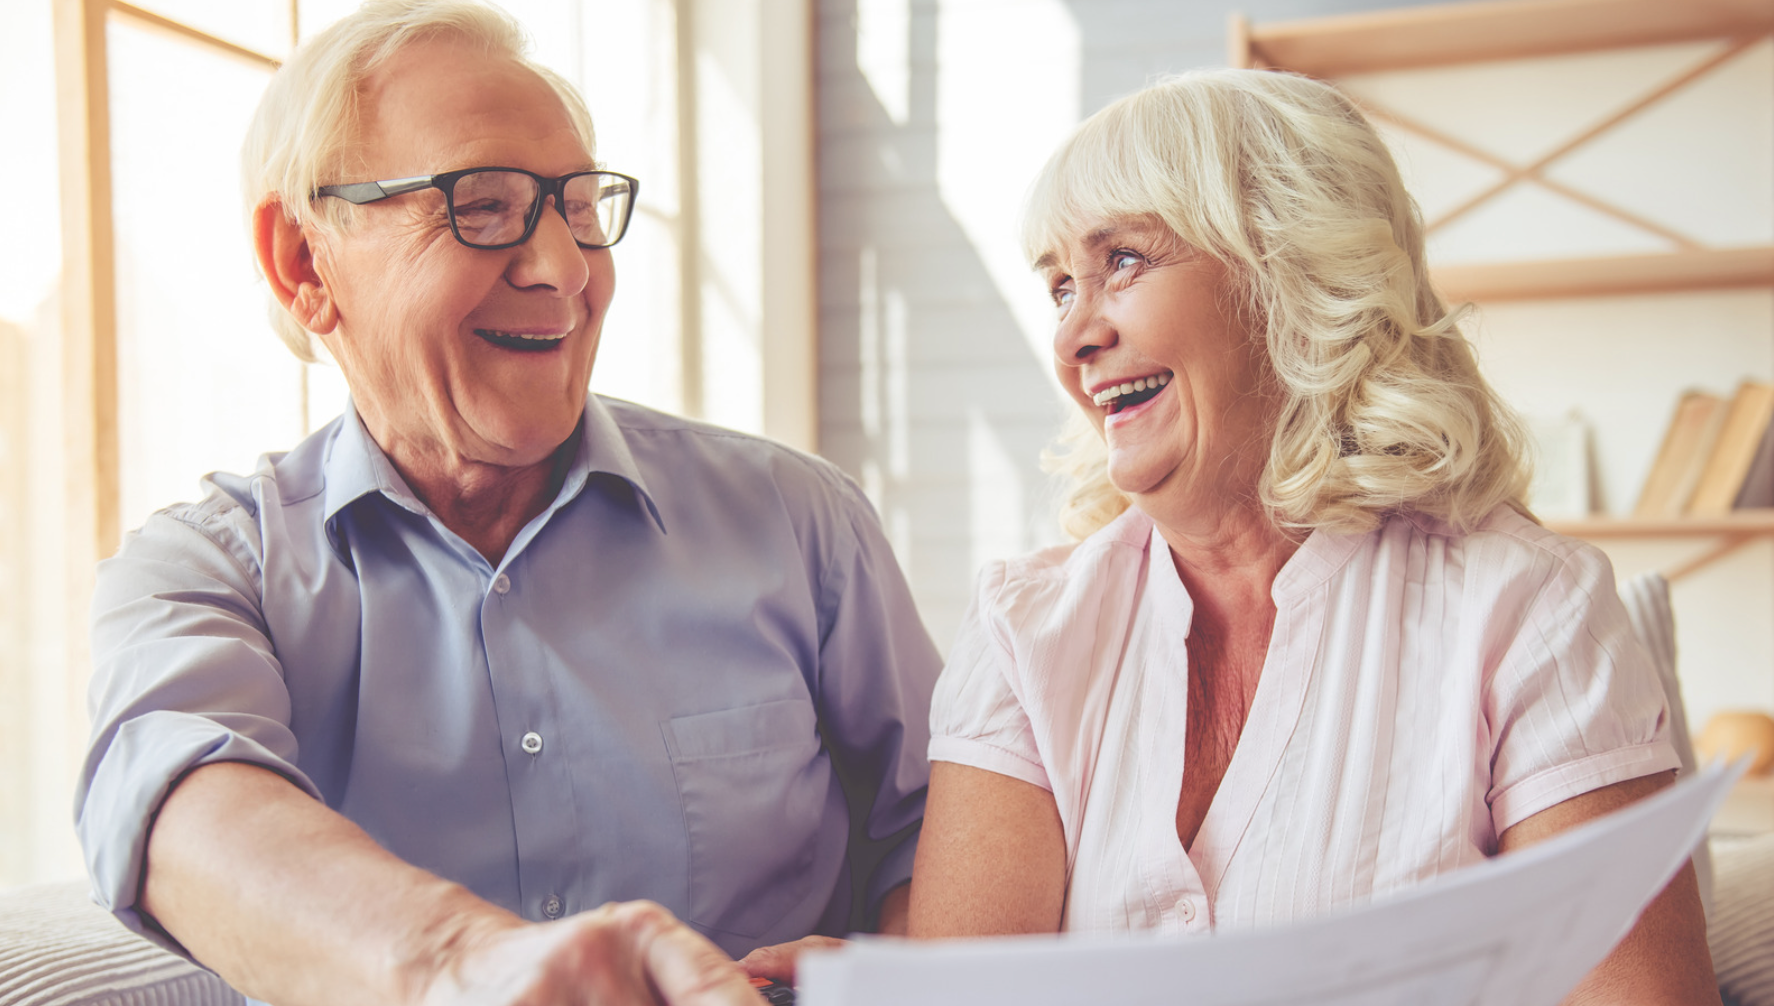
[928,505,1678,936]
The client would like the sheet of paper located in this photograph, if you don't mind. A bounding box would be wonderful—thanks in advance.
[800,762,1741,1006]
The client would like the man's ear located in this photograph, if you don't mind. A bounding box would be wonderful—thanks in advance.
[254,197,339,335]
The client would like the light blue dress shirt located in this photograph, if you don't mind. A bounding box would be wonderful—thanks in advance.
[78,395,939,961]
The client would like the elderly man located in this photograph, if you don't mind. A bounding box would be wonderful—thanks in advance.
[74,3,938,1004]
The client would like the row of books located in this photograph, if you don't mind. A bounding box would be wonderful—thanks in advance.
[1634,380,1774,519]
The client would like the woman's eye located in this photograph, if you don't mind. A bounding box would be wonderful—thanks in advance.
[1111,250,1141,271]
[1050,283,1074,310]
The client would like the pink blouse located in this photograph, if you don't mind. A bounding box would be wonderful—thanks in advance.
[929,505,1678,935]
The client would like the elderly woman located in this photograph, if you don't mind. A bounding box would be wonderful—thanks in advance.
[76,2,938,1005]
[907,70,1717,1003]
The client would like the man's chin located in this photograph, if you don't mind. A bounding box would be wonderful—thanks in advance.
[463,403,587,467]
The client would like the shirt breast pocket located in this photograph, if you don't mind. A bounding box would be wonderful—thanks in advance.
[662,698,825,938]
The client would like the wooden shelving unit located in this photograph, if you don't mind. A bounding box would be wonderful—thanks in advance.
[1546,511,1774,581]
[1234,0,1774,563]
[1436,247,1774,303]
[1232,0,1774,304]
[1240,0,1774,77]
[1547,510,1774,539]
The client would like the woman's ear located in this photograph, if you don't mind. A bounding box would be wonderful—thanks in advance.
[254,197,339,335]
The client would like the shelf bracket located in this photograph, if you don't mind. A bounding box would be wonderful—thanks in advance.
[1665,533,1759,584]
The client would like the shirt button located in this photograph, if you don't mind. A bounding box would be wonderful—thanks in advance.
[1178,899,1196,923]
[542,894,564,919]
[520,731,544,755]
[492,574,511,595]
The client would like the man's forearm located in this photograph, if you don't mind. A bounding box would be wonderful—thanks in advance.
[142,761,520,1006]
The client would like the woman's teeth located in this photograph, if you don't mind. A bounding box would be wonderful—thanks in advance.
[1092,371,1171,408]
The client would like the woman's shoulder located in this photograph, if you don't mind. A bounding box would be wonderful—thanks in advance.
[972,507,1154,630]
[1381,505,1619,600]
[987,505,1149,581]
[941,509,1155,746]
[1392,504,1597,559]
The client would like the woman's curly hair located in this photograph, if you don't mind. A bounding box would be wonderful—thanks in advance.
[1025,69,1533,540]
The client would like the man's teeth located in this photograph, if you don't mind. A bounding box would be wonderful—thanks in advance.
[478,329,565,342]
[1092,371,1171,407]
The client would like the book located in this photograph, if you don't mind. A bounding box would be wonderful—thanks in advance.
[1689,380,1774,516]
[1526,412,1591,520]
[1633,390,1726,519]
[1732,412,1774,510]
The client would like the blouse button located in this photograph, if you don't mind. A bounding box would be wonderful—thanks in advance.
[542,894,564,919]
[1178,899,1197,923]
[520,731,544,755]
[493,574,511,595]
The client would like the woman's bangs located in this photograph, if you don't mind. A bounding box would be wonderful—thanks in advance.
[1021,119,1171,267]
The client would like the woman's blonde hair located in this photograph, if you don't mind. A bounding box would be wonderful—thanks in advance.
[241,0,598,361]
[1026,69,1531,540]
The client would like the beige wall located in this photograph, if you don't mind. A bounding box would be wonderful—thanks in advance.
[0,321,30,883]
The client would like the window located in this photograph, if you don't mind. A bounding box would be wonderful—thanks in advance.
[1,0,814,888]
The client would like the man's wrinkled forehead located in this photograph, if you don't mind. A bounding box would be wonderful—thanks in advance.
[345,33,588,171]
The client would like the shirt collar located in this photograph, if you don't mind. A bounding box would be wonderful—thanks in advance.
[321,403,415,522]
[563,394,667,533]
[1129,504,1364,608]
[320,396,667,534]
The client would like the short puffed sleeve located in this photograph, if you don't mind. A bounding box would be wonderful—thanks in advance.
[1481,529,1680,834]
[928,561,1052,792]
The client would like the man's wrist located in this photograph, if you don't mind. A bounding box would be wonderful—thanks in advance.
[391,880,526,1006]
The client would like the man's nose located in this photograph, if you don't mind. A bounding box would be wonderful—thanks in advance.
[509,195,590,294]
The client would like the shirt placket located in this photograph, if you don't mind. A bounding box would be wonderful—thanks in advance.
[1138,540,1213,935]
[480,559,580,921]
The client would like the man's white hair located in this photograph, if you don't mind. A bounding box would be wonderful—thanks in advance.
[241,0,598,361]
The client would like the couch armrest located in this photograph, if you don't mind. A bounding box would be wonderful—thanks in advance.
[0,880,244,1006]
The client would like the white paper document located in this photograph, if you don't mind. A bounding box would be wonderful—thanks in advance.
[801,762,1741,1006]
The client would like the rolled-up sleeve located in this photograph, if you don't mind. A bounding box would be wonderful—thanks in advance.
[810,475,942,920]
[78,494,321,943]
[1483,537,1680,834]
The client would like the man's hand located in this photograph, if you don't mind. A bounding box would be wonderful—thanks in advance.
[143,763,763,1006]
[420,900,766,1006]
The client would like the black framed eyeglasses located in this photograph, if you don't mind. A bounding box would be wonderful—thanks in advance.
[313,167,638,250]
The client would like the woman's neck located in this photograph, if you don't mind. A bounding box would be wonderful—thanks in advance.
[1143,490,1301,623]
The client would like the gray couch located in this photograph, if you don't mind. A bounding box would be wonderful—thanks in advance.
[4,574,1767,1006]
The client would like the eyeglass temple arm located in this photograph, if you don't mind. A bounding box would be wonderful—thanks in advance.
[313,175,436,204]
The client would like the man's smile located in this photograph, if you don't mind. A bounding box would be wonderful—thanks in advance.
[475,328,567,352]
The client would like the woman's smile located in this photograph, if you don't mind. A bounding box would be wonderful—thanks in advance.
[1093,370,1174,415]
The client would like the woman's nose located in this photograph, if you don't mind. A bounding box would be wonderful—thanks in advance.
[1053,290,1113,368]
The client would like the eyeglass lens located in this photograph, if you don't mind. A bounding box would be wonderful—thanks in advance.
[450,170,631,249]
